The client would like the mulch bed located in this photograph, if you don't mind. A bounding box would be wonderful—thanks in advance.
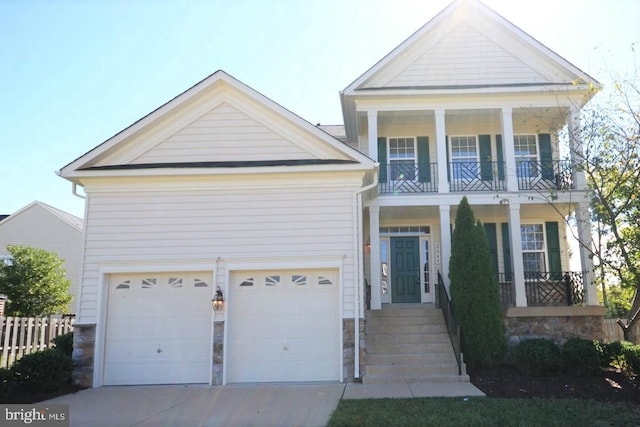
[469,365,640,403]
[1,383,86,404]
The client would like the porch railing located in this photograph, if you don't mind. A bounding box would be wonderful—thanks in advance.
[449,161,506,192]
[378,163,438,193]
[436,272,462,375]
[498,271,585,307]
[517,159,574,191]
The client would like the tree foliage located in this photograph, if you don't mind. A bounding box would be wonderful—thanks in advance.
[577,75,640,341]
[0,245,71,316]
[449,197,506,366]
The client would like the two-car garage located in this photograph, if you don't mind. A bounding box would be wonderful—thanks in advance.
[103,269,341,386]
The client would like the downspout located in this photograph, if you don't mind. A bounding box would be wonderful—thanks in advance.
[352,163,379,380]
[72,183,86,199]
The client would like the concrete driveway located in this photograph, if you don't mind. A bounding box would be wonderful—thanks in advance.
[44,383,346,427]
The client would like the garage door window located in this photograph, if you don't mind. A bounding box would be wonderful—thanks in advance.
[292,275,307,286]
[266,275,281,286]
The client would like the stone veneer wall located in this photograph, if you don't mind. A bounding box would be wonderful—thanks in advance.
[213,320,224,385]
[504,306,606,345]
[342,318,365,381]
[72,324,96,388]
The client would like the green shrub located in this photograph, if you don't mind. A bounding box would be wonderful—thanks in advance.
[602,341,640,375]
[509,338,562,376]
[0,367,15,398]
[561,338,603,377]
[52,332,74,358]
[11,348,73,392]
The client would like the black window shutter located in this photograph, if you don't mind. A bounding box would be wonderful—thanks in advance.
[496,135,505,181]
[545,221,562,279]
[378,137,388,183]
[501,223,512,277]
[417,136,430,182]
[484,223,499,275]
[479,135,492,181]
[446,136,450,182]
[539,134,554,180]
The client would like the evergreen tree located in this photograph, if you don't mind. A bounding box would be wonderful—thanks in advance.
[449,197,506,366]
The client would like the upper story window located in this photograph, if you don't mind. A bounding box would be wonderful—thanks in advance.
[389,137,416,180]
[450,136,478,180]
[521,223,546,274]
[514,135,539,178]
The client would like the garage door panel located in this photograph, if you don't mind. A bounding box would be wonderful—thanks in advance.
[104,272,212,385]
[228,269,340,383]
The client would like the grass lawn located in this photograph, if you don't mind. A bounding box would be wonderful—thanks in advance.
[327,397,640,427]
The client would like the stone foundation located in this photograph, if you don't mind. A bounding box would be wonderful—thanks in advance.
[71,324,96,388]
[504,306,606,345]
[213,321,224,385]
[342,318,366,381]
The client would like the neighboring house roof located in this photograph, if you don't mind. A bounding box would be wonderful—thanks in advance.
[59,70,374,181]
[0,215,8,223]
[340,0,601,139]
[1,201,83,232]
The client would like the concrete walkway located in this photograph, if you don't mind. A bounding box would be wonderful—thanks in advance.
[44,381,485,427]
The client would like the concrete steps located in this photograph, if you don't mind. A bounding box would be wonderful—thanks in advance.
[364,304,469,385]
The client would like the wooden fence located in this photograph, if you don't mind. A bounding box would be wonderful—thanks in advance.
[0,316,74,369]
[602,319,640,343]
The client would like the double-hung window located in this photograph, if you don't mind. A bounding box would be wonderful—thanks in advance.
[389,137,416,181]
[514,135,538,178]
[450,136,478,181]
[521,224,546,277]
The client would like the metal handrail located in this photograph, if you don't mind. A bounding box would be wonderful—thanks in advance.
[436,271,462,375]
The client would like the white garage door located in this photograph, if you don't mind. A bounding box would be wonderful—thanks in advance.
[104,272,213,385]
[227,269,340,383]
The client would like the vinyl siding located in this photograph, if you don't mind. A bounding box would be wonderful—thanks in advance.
[371,24,546,89]
[0,205,83,309]
[132,102,311,164]
[77,175,361,322]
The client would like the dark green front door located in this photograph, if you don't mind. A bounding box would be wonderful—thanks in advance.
[391,237,421,303]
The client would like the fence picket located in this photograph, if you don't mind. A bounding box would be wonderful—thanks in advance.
[0,316,74,369]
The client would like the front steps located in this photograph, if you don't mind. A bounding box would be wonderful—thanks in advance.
[364,304,470,384]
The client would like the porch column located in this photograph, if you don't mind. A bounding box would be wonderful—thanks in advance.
[575,202,598,305]
[508,202,527,307]
[367,110,378,160]
[435,109,449,193]
[369,206,382,310]
[501,108,518,192]
[439,205,451,290]
[568,106,588,190]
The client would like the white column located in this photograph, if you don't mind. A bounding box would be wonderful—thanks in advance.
[575,202,597,305]
[367,110,378,160]
[369,206,382,310]
[568,106,588,190]
[439,205,451,290]
[501,108,518,192]
[508,202,527,307]
[435,109,449,193]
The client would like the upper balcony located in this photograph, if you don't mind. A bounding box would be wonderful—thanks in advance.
[378,160,575,194]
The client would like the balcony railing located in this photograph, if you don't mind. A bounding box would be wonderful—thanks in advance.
[377,160,575,194]
[449,161,506,192]
[498,271,585,307]
[379,163,438,193]
[517,160,574,191]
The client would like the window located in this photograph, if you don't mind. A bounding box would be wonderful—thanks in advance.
[521,224,546,275]
[450,136,478,180]
[389,137,416,180]
[514,135,538,178]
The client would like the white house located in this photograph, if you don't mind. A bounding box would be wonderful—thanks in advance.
[0,201,83,311]
[59,0,604,388]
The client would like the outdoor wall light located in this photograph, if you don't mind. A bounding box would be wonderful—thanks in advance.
[212,286,224,311]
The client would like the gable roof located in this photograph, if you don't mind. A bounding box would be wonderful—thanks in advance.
[340,0,600,138]
[0,201,83,232]
[59,70,373,182]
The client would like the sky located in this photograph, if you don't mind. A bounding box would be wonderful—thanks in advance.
[1,0,638,219]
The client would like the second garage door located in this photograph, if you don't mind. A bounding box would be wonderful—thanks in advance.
[227,269,340,383]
